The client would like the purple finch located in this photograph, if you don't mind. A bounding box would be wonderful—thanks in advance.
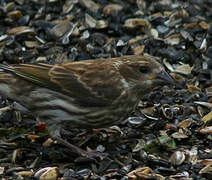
[0,54,173,158]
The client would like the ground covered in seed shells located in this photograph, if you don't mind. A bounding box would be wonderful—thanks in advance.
[0,0,212,179]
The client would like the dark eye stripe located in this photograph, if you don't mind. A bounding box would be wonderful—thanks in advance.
[139,66,149,73]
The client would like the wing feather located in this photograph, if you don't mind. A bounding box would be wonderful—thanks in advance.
[0,61,124,107]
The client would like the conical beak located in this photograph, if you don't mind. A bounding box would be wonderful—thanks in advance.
[156,70,174,85]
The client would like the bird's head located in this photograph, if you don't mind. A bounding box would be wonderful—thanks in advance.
[116,55,174,97]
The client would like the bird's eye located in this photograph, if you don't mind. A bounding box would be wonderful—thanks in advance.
[139,66,149,73]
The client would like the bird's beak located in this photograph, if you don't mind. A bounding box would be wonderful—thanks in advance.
[156,70,174,84]
[149,70,174,85]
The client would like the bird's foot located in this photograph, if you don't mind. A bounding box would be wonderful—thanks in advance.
[53,136,107,160]
[79,149,108,160]
[77,128,119,137]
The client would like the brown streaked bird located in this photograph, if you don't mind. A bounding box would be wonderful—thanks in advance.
[0,54,173,158]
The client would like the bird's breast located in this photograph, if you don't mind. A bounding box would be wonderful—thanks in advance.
[14,87,139,129]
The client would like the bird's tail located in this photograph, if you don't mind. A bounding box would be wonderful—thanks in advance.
[0,64,14,81]
[0,64,17,98]
[0,64,15,73]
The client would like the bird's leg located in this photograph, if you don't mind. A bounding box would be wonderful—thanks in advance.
[49,125,107,160]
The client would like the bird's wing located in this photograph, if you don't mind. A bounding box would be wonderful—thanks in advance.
[49,62,124,106]
[1,62,124,107]
[1,63,59,89]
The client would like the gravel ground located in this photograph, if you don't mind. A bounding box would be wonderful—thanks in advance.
[0,0,211,179]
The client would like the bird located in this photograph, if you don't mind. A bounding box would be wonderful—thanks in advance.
[0,54,173,158]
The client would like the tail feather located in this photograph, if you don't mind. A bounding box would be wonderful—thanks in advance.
[0,64,15,73]
[0,64,15,80]
[0,64,17,98]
